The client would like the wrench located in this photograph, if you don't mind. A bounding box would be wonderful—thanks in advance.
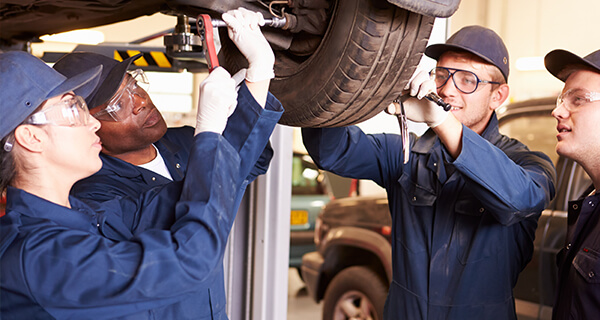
[385,99,410,164]
[196,14,287,72]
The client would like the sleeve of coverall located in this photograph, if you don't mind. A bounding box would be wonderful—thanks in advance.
[301,126,406,187]
[450,125,556,225]
[23,133,243,318]
[222,81,283,184]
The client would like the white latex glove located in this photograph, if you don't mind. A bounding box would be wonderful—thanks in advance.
[195,67,238,135]
[222,7,275,83]
[402,69,449,128]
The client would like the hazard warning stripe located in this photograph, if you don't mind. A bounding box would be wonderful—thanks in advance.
[113,50,173,69]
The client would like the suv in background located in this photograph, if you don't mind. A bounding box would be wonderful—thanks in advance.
[301,97,590,320]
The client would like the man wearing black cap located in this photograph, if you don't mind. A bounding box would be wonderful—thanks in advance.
[52,8,283,320]
[544,48,600,319]
[54,8,280,208]
[302,25,556,319]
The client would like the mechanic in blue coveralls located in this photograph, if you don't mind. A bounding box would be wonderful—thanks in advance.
[54,8,279,211]
[46,8,283,319]
[0,49,275,319]
[302,26,556,319]
[544,48,600,320]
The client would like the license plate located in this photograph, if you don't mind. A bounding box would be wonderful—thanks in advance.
[290,210,308,225]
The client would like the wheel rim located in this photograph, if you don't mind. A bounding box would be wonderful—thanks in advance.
[333,290,377,320]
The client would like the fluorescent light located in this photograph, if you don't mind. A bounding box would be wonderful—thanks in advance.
[516,56,545,71]
[40,30,105,45]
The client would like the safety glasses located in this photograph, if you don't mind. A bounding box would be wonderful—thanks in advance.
[3,95,90,152]
[92,69,150,121]
[430,67,501,94]
[26,95,90,127]
[556,88,600,112]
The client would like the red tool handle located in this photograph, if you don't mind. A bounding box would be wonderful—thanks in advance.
[198,14,219,72]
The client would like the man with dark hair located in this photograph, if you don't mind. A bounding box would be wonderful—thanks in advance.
[54,9,280,208]
[302,25,556,319]
[544,48,600,320]
[53,8,283,319]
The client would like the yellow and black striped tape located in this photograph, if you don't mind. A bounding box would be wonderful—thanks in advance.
[113,50,173,69]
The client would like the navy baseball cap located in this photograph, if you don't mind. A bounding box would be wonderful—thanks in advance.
[425,25,510,82]
[545,49,600,82]
[0,51,102,139]
[53,52,143,109]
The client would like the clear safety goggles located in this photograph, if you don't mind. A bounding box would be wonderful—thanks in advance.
[3,95,90,152]
[556,88,600,112]
[430,67,501,94]
[92,69,150,122]
[26,95,90,127]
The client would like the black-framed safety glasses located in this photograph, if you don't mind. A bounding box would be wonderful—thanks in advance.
[430,67,501,94]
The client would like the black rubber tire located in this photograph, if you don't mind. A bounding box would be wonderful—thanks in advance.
[322,266,388,320]
[219,0,434,127]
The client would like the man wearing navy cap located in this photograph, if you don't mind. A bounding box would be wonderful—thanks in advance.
[545,48,600,320]
[302,25,556,319]
[52,8,283,320]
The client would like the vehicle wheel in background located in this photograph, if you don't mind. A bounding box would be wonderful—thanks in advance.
[322,266,387,320]
[219,0,434,127]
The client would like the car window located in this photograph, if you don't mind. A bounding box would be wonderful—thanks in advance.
[499,112,559,165]
[292,154,327,196]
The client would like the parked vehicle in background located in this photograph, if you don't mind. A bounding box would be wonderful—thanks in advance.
[0,0,460,127]
[290,153,354,274]
[303,196,393,319]
[301,97,590,320]
[289,153,332,272]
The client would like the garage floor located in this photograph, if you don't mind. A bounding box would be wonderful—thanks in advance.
[287,268,322,319]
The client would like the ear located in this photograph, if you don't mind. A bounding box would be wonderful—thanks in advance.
[14,125,48,153]
[489,84,510,111]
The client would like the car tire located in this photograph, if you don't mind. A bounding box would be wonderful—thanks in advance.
[322,265,388,320]
[219,0,434,127]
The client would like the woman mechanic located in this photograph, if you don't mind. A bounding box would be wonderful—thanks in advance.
[0,23,277,320]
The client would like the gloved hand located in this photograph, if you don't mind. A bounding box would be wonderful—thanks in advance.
[195,67,238,135]
[402,69,449,128]
[222,7,275,83]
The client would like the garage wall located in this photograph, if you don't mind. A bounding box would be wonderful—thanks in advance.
[448,0,600,102]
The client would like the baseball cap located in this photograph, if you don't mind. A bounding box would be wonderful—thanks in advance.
[53,52,143,109]
[425,25,510,82]
[0,51,102,140]
[545,49,600,82]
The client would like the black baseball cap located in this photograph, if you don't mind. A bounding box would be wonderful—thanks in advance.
[53,52,143,109]
[425,25,510,82]
[545,49,600,82]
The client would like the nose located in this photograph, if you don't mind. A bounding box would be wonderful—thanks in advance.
[552,95,570,118]
[551,101,570,120]
[89,114,101,132]
[437,75,459,97]
[132,92,149,115]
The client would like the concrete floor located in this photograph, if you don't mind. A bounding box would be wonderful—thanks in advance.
[287,268,322,320]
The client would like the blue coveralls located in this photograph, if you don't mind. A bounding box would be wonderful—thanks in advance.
[553,192,600,319]
[1,133,241,319]
[61,82,283,319]
[72,82,282,206]
[302,113,556,320]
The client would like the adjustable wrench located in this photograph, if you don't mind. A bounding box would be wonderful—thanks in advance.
[385,92,450,164]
